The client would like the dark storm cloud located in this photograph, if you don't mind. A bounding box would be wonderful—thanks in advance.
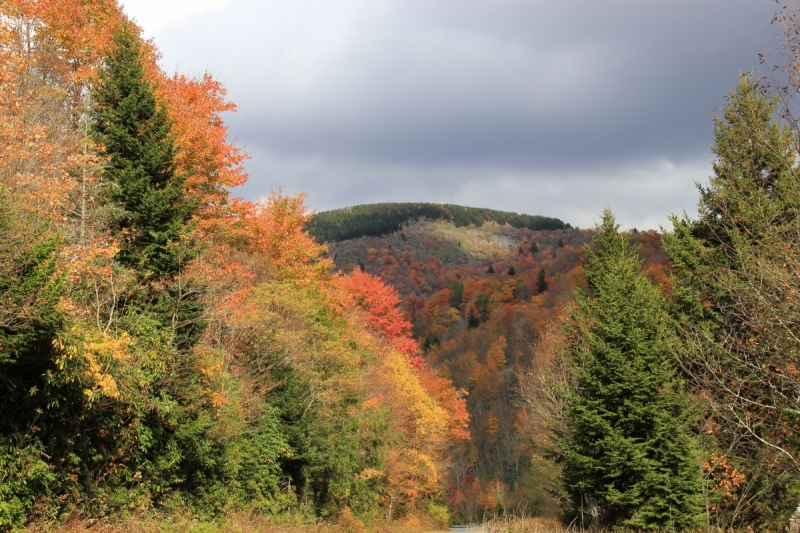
[150,0,780,228]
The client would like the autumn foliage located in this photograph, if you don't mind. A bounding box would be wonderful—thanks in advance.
[0,2,468,528]
[320,212,674,521]
[6,0,791,530]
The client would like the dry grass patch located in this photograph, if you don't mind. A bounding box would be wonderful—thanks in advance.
[483,517,564,533]
[24,510,453,533]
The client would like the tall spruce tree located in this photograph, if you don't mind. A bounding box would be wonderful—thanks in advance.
[665,77,797,323]
[92,26,192,278]
[559,209,702,530]
[85,27,213,503]
[663,76,800,528]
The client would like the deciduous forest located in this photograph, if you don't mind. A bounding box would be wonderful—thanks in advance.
[4,1,800,532]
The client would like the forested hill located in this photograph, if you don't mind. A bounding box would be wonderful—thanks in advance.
[325,217,672,520]
[304,202,567,242]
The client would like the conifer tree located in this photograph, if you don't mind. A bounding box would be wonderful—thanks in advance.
[450,281,464,309]
[536,268,548,294]
[664,75,800,527]
[559,209,702,530]
[86,26,212,502]
[467,306,480,329]
[665,77,797,318]
[92,26,193,278]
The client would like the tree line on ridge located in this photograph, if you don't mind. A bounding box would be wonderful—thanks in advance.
[305,202,567,243]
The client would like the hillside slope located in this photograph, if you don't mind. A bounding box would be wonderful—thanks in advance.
[322,216,670,521]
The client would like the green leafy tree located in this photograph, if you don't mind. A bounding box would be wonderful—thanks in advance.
[450,282,464,309]
[559,209,702,530]
[0,196,65,528]
[91,26,193,278]
[474,293,490,323]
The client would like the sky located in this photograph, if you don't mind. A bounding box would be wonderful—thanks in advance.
[119,0,780,230]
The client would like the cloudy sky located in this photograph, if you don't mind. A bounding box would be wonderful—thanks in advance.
[119,0,779,229]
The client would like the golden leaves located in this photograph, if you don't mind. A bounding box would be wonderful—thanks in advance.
[55,326,131,400]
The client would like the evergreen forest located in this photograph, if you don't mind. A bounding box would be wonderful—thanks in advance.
[305,203,566,244]
[3,2,800,532]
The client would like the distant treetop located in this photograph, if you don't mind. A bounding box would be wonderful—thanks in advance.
[305,202,567,243]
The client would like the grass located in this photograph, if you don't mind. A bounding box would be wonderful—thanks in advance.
[483,516,564,533]
[23,514,565,533]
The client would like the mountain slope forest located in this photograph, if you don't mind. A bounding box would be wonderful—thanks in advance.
[319,210,670,522]
[6,1,800,532]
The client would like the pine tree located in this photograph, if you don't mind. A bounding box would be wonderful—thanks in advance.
[91,26,193,278]
[696,77,796,250]
[507,264,516,276]
[487,264,495,274]
[664,75,800,527]
[86,27,213,502]
[666,76,798,322]
[450,281,464,309]
[467,306,480,329]
[536,268,548,294]
[559,209,702,530]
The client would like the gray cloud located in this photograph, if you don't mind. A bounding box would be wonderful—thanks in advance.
[149,0,780,228]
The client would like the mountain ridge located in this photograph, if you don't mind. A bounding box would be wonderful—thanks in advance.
[305,202,568,243]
